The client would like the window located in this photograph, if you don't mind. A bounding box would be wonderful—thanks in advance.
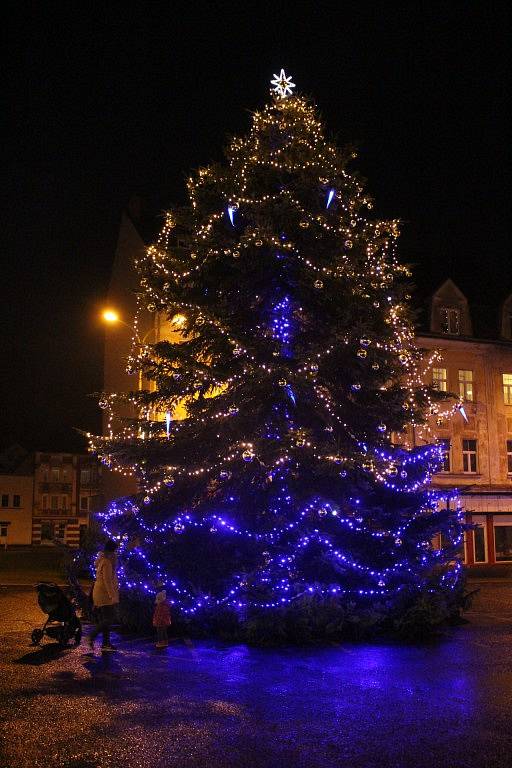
[503,374,512,405]
[494,526,512,562]
[472,516,487,563]
[80,496,89,512]
[13,494,21,507]
[1,495,8,507]
[440,307,460,335]
[507,440,512,475]
[51,467,60,482]
[458,370,473,401]
[432,368,447,392]
[438,439,451,472]
[462,439,478,473]
[41,494,48,511]
[61,496,68,511]
[0,525,7,537]
[80,468,90,484]
[51,495,59,510]
[62,467,69,480]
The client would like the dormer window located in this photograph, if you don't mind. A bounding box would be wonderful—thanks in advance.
[440,307,460,335]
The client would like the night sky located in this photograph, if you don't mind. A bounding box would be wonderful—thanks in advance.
[3,2,509,453]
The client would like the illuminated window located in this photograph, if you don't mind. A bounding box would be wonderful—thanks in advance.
[432,368,447,392]
[438,438,451,472]
[503,374,512,405]
[507,440,512,475]
[458,370,473,401]
[440,307,460,335]
[462,439,478,473]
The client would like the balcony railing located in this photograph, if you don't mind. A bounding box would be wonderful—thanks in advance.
[38,482,72,493]
[36,508,71,517]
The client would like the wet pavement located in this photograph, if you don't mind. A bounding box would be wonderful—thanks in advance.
[0,582,511,768]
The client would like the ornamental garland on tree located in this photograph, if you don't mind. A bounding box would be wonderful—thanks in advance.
[90,71,465,632]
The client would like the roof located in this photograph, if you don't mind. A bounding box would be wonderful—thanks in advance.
[0,444,33,475]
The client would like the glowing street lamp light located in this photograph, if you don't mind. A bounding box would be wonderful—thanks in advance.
[102,309,120,324]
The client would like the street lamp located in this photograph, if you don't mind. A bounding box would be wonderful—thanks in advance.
[102,309,120,324]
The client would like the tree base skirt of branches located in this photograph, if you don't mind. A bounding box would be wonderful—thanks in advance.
[116,579,470,646]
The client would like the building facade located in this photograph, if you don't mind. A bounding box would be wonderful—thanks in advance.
[0,445,34,546]
[0,446,101,548]
[416,280,512,567]
[32,452,102,548]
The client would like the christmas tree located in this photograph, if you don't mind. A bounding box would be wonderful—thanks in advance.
[91,71,465,640]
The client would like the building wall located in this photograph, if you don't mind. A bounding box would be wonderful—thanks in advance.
[0,474,34,545]
[102,211,153,502]
[32,452,101,548]
[417,334,512,565]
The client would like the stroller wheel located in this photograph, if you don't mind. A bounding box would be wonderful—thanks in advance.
[31,629,44,646]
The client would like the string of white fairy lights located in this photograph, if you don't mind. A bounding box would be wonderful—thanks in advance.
[90,81,465,613]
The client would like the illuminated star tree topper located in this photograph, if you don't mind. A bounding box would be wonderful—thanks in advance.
[270,68,296,99]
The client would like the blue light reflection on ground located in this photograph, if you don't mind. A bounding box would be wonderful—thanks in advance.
[1,583,511,768]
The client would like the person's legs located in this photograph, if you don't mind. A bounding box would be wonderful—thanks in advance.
[100,605,115,647]
[90,606,105,642]
[90,606,114,647]
[156,626,168,646]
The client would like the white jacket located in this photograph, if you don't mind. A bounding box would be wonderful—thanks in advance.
[92,553,119,607]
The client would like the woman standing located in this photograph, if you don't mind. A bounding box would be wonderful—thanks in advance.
[88,539,119,652]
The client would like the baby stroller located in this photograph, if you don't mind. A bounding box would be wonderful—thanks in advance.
[31,582,82,647]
